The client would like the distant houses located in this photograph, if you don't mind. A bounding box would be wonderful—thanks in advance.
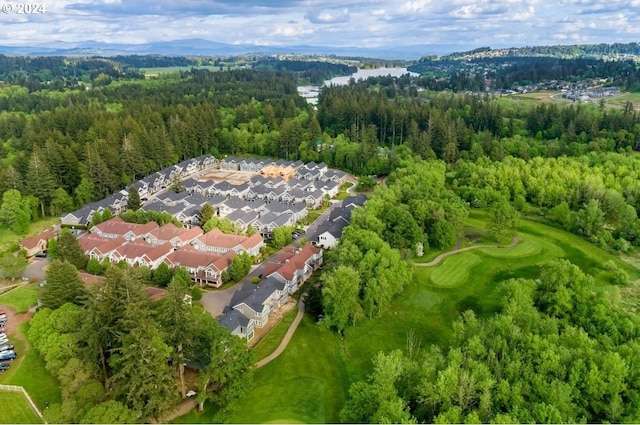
[60,155,346,235]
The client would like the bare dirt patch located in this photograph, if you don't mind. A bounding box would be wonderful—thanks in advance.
[248,298,297,349]
[0,304,32,337]
[199,170,256,184]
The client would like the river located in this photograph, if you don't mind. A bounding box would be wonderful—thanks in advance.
[297,67,418,105]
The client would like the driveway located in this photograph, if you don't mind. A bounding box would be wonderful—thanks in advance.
[22,257,50,281]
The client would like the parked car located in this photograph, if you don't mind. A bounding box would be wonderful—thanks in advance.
[0,344,14,352]
[0,350,16,361]
[0,311,6,320]
[35,250,48,258]
[0,363,10,371]
[186,390,197,397]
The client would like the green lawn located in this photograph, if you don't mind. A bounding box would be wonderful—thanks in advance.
[0,283,39,313]
[251,308,298,362]
[0,217,59,255]
[181,211,639,424]
[0,322,61,410]
[0,391,42,423]
[428,252,481,288]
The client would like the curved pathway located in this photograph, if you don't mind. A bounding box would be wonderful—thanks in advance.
[255,295,306,368]
[415,235,520,267]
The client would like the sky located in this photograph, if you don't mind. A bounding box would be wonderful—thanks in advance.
[1,0,639,53]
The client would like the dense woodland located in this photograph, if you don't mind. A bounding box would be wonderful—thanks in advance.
[30,259,252,423]
[2,51,640,423]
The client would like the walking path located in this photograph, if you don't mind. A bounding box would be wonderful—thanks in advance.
[415,235,520,267]
[255,294,306,368]
[161,294,307,422]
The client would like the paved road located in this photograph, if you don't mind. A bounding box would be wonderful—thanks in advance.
[22,257,50,281]
[199,197,342,318]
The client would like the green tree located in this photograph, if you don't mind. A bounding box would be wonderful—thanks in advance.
[0,252,28,280]
[108,294,175,420]
[429,220,457,250]
[340,350,416,424]
[80,400,138,424]
[0,189,31,235]
[155,277,200,398]
[42,260,86,309]
[576,198,606,239]
[198,203,215,227]
[75,177,95,207]
[127,185,141,211]
[50,187,75,217]
[272,225,294,249]
[26,150,57,218]
[382,206,423,251]
[321,265,363,333]
[86,258,104,275]
[168,173,184,193]
[195,309,253,413]
[57,228,88,270]
[228,252,252,282]
[152,262,173,286]
[486,200,520,243]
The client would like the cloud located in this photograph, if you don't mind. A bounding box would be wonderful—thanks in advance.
[0,0,639,54]
[304,8,351,24]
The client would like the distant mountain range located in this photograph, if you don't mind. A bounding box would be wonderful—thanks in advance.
[0,39,465,60]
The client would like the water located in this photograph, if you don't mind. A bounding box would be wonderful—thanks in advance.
[297,67,418,105]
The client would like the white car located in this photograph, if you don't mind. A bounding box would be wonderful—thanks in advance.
[186,390,197,397]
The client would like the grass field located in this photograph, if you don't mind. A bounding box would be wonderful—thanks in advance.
[0,283,39,313]
[604,92,640,110]
[429,252,481,287]
[179,211,639,424]
[0,217,59,255]
[0,391,42,423]
[0,322,61,410]
[251,308,298,362]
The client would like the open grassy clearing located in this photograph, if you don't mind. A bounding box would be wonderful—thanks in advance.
[251,308,298,361]
[0,283,39,313]
[429,252,481,288]
[0,217,59,255]
[197,211,638,424]
[0,391,42,423]
[604,92,640,109]
[0,322,61,410]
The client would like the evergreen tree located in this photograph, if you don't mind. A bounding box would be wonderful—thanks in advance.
[26,150,57,218]
[0,252,28,280]
[127,185,141,211]
[57,228,88,270]
[198,203,215,227]
[74,177,95,207]
[50,187,75,217]
[42,259,86,309]
[0,189,31,235]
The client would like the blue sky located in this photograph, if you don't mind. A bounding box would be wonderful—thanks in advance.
[1,0,639,52]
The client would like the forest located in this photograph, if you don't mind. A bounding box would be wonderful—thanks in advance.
[2,51,640,423]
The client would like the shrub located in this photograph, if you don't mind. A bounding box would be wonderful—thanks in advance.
[190,286,202,301]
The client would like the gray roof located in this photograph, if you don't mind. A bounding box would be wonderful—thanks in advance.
[219,309,251,334]
[157,191,189,204]
[323,219,348,239]
[329,205,355,223]
[185,193,209,207]
[343,194,367,207]
[236,278,286,313]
